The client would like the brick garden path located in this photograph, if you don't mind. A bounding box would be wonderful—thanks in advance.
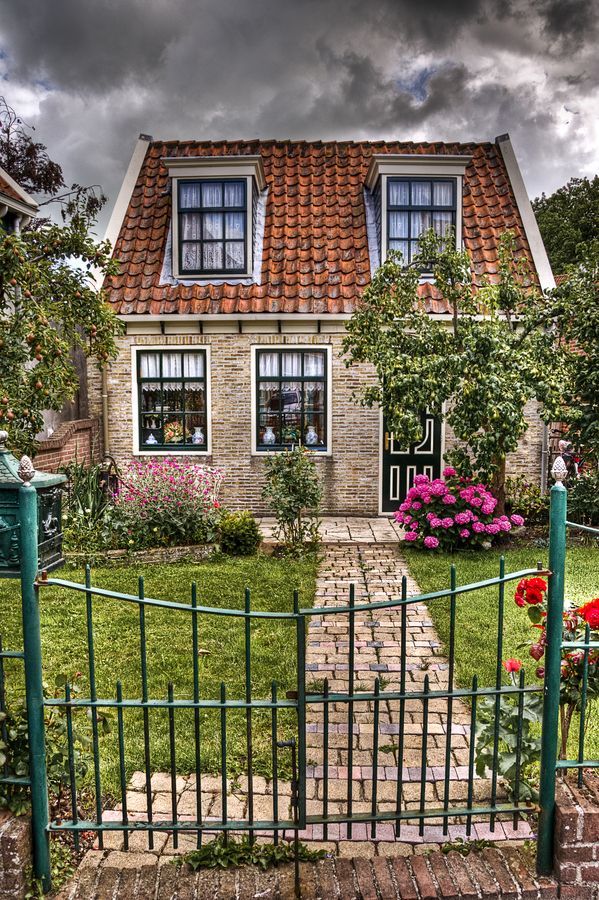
[58,531,539,898]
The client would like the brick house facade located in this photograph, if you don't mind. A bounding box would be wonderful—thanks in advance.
[92,135,554,516]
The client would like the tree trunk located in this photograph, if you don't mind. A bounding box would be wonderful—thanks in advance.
[491,456,507,515]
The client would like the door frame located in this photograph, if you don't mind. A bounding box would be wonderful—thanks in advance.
[378,407,446,516]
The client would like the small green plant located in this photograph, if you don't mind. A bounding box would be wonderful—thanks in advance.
[474,661,542,802]
[568,469,599,527]
[440,836,495,856]
[262,447,322,551]
[174,834,326,871]
[218,511,263,556]
[505,475,549,526]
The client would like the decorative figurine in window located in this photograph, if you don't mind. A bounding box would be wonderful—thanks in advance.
[145,433,158,445]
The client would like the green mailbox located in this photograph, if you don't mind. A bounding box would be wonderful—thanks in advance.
[0,430,66,578]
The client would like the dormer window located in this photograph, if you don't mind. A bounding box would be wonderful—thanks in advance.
[179,179,247,275]
[164,155,266,280]
[365,154,471,269]
[387,178,455,263]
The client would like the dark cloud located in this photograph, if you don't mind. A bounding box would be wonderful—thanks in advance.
[0,0,596,232]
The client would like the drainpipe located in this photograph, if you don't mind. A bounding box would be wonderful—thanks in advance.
[101,366,110,455]
[540,421,549,494]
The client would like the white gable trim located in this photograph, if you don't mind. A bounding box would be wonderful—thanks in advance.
[495,134,555,291]
[103,134,153,253]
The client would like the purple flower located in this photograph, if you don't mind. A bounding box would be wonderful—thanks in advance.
[410,521,419,530]
[441,517,454,528]
[423,536,440,549]
[412,501,422,510]
[498,519,512,532]
[470,496,483,508]
[414,474,430,486]
[430,517,443,528]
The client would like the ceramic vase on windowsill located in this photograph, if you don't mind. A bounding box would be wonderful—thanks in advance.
[263,426,276,445]
[191,426,204,445]
[305,425,318,446]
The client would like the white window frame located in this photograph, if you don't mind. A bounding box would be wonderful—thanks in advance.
[250,344,333,456]
[131,344,212,456]
[164,156,266,281]
[365,155,471,266]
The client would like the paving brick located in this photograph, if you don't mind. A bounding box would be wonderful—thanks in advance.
[409,855,437,899]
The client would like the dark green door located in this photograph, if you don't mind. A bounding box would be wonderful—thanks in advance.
[381,411,442,514]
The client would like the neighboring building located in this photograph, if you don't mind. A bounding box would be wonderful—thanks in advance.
[92,135,554,515]
[0,164,38,231]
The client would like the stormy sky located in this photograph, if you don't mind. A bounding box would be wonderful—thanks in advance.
[1,0,597,234]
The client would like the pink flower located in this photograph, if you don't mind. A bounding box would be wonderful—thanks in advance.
[510,514,524,526]
[403,531,418,542]
[503,658,522,673]
[459,529,470,538]
[485,523,500,535]
[414,474,430,486]
[442,466,457,477]
[472,521,486,533]
[454,512,470,525]
[442,494,457,505]
[469,496,483,508]
[498,519,512,532]
[441,517,454,528]
[411,501,421,510]
[410,522,419,530]
[431,482,447,496]
[423,536,440,549]
[429,517,443,528]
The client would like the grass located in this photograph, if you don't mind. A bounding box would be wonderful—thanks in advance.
[404,542,599,759]
[0,553,318,796]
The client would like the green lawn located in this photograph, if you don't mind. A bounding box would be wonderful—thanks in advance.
[404,543,599,758]
[0,554,318,796]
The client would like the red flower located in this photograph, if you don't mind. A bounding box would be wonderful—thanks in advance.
[576,598,599,630]
[503,658,522,673]
[514,577,547,607]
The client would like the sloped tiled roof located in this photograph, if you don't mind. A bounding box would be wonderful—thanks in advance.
[106,139,537,316]
[0,166,38,212]
[0,172,24,203]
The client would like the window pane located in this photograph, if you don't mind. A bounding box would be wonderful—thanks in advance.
[180,183,201,208]
[181,242,201,270]
[411,182,431,205]
[183,354,205,378]
[203,243,223,270]
[162,354,182,378]
[282,353,302,377]
[280,382,302,410]
[139,352,161,379]
[202,182,223,207]
[304,380,324,411]
[304,412,325,447]
[389,211,408,239]
[225,242,244,269]
[184,384,205,411]
[304,352,325,377]
[184,414,206,446]
[433,181,453,206]
[411,210,431,237]
[225,212,245,239]
[432,210,453,237]
[140,383,160,412]
[389,180,409,206]
[224,181,245,207]
[163,382,183,411]
[259,353,279,377]
[389,239,408,260]
[203,212,223,239]
[164,416,185,444]
[258,382,280,411]
[181,213,201,240]
[258,417,279,446]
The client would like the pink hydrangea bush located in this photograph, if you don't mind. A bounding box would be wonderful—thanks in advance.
[112,459,223,548]
[395,467,524,550]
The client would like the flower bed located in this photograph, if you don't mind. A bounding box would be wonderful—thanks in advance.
[394,467,524,550]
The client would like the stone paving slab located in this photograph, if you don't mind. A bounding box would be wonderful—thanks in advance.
[55,848,558,899]
[256,517,403,543]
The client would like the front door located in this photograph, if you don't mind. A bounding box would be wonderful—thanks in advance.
[381,411,442,514]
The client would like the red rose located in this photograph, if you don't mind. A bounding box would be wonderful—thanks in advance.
[577,598,599,630]
[503,658,522,673]
[515,594,526,608]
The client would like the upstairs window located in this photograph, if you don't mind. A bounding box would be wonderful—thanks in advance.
[387,178,456,264]
[178,179,247,275]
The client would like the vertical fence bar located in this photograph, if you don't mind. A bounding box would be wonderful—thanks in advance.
[537,479,567,876]
[138,579,154,849]
[245,588,254,843]
[418,675,430,837]
[346,584,355,838]
[19,483,51,891]
[168,682,178,849]
[116,681,129,850]
[322,677,329,840]
[271,681,279,844]
[0,637,9,783]
[466,675,477,837]
[395,576,407,836]
[220,682,228,842]
[443,565,457,835]
[294,591,306,830]
[85,565,103,847]
[64,682,79,851]
[513,668,525,829]
[371,677,380,838]
[577,624,591,788]
[191,583,203,847]
[490,556,505,832]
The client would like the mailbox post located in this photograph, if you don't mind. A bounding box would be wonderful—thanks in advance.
[0,431,66,892]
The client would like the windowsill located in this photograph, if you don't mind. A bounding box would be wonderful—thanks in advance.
[133,449,212,456]
[174,271,253,282]
[251,448,332,457]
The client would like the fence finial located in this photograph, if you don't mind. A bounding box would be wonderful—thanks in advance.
[17,455,35,486]
[551,455,568,484]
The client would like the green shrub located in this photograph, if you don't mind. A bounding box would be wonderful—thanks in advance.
[505,475,549,526]
[568,469,599,526]
[218,511,262,556]
[61,460,114,551]
[262,447,322,550]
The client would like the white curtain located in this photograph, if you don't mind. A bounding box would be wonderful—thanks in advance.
[224,181,245,207]
[183,354,205,378]
[181,213,201,240]
[411,182,431,206]
[203,213,223,239]
[433,181,453,206]
[304,352,325,376]
[389,211,408,239]
[181,243,200,270]
[225,212,244,239]
[389,240,409,261]
[433,211,453,236]
[282,352,302,377]
[411,211,431,236]
[203,244,223,269]
[201,182,222,207]
[162,354,182,378]
[225,243,244,268]
[388,181,409,206]
[140,353,160,378]
[259,352,279,377]
[180,183,201,208]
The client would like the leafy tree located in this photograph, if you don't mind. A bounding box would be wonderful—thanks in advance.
[533,176,599,273]
[343,230,566,510]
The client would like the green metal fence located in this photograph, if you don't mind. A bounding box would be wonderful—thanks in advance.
[2,471,597,891]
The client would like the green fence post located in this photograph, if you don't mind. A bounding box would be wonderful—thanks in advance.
[537,472,567,876]
[19,481,51,892]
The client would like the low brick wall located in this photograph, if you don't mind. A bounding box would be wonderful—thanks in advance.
[32,417,101,473]
[0,812,30,900]
[555,775,599,899]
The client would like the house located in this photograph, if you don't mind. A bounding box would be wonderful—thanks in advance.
[91,134,554,515]
[0,164,38,231]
